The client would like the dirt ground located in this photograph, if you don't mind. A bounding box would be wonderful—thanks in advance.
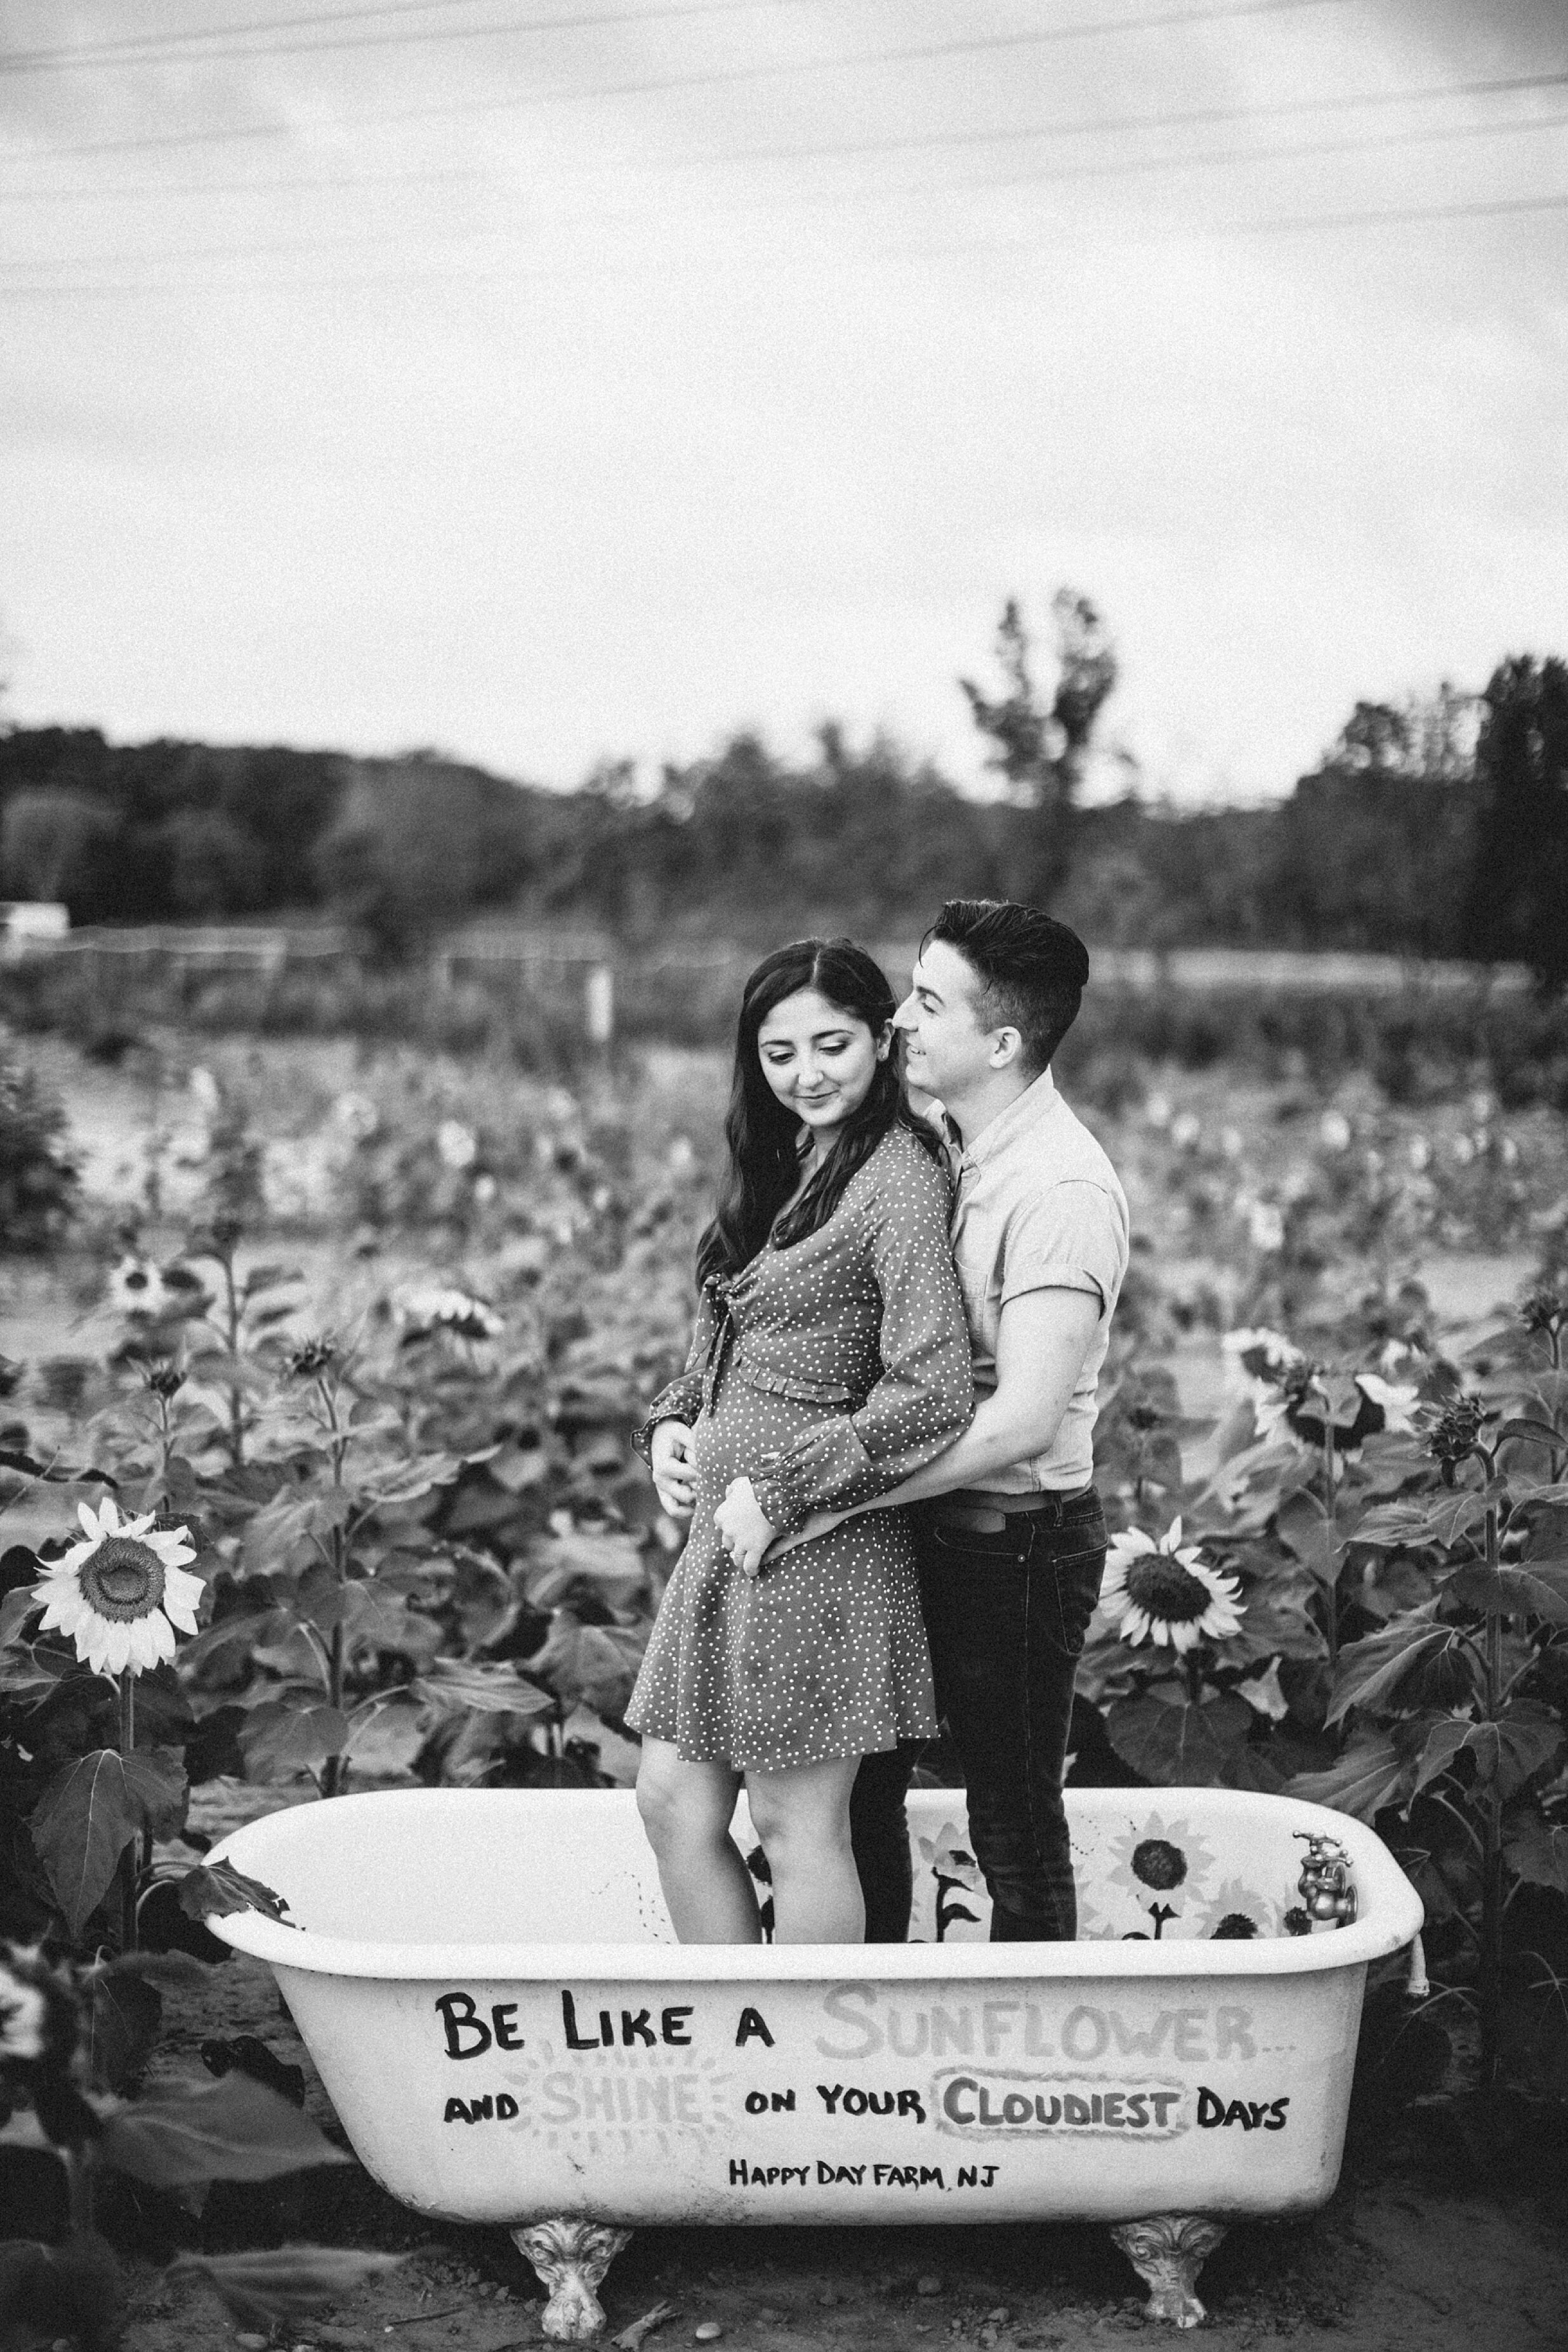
[98,1939,1568,2352]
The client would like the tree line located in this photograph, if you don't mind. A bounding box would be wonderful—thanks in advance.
[1,605,1563,984]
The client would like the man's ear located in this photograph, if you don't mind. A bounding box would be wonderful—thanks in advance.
[988,1026,1024,1071]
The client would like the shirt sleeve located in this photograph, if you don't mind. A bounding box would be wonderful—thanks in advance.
[998,1179,1126,1317]
[631,1279,721,1463]
[749,1145,975,1533]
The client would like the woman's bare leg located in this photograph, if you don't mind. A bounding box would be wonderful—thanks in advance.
[635,1740,761,1944]
[747,1757,864,1943]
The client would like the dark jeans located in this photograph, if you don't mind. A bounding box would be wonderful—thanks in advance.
[851,1490,1107,1944]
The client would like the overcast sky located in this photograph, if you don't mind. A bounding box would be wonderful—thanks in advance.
[1,0,1565,803]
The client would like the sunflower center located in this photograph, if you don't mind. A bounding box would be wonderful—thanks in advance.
[80,1537,166,1623]
[1125,1557,1211,1623]
[1131,1838,1187,1892]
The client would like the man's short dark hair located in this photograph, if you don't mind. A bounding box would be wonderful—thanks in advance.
[926,897,1090,1075]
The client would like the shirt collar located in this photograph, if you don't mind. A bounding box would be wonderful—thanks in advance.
[945,1066,1058,1170]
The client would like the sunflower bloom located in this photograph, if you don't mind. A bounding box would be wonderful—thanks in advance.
[1100,1519,1244,1653]
[395,1283,503,1344]
[33,1500,203,1678]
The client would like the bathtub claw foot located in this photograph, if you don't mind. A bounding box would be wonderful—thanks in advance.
[1109,2213,1227,2329]
[512,2219,633,2340]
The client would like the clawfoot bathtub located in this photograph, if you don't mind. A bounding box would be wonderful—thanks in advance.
[209,1785,1421,2335]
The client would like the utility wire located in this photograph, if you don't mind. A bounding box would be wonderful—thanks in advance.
[0,0,805,78]
[5,63,1567,197]
[6,102,1565,239]
[0,0,1345,159]
[883,182,1568,260]
[570,100,1568,220]
[5,168,1565,289]
[4,185,1565,299]
[1,0,525,70]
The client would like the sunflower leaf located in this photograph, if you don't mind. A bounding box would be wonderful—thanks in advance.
[98,2070,349,2187]
[175,1856,294,1925]
[87,1964,164,2095]
[1324,1616,1454,1726]
[238,1701,352,1778]
[1440,1560,1568,1624]
[168,2245,405,2329]
[1289,1734,1411,1822]
[1105,1691,1252,1786]
[29,1750,143,1936]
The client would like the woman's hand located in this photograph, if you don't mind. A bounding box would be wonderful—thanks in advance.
[649,1419,697,1517]
[715,1477,777,1578]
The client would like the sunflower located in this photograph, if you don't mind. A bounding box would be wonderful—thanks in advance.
[436,1119,478,1170]
[395,1284,504,1344]
[1102,1813,1216,1926]
[107,1255,168,1319]
[33,1500,203,1678]
[1100,1519,1244,1653]
[1205,1876,1277,1939]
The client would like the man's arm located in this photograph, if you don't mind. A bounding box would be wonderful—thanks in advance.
[878,1285,1102,1503]
[761,1286,1102,1556]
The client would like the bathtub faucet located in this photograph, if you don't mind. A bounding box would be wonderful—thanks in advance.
[1293,1832,1357,1927]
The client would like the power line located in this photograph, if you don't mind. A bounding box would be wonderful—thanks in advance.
[0,0,1344,159]
[885,182,1568,260]
[7,101,1565,241]
[0,163,491,204]
[4,171,1564,293]
[0,0,803,79]
[0,1,495,70]
[645,65,1568,174]
[0,1,543,72]
[5,63,1567,198]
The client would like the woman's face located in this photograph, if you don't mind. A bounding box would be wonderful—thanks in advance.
[755,987,889,1147]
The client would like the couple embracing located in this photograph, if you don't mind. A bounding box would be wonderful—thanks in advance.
[628,899,1128,1950]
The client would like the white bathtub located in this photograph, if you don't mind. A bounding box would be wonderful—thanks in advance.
[209,1785,1421,2334]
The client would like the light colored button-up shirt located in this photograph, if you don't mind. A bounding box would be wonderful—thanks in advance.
[934,1067,1130,1494]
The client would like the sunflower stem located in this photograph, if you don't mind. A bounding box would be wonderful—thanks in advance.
[221,1246,246,1472]
[64,2144,95,2240]
[1479,1500,1505,2098]
[320,1377,350,1800]
[119,1671,137,1953]
[1321,1415,1340,1677]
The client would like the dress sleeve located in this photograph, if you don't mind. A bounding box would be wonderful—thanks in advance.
[749,1144,974,1533]
[631,1279,721,1463]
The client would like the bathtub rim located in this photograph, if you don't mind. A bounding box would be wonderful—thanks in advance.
[204,1785,1423,1983]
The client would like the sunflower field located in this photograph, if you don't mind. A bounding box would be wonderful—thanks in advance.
[2,1015,1567,2254]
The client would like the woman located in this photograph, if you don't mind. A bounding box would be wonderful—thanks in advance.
[628,939,973,1946]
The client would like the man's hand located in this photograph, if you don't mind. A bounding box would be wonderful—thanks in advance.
[767,1506,853,1561]
[649,1419,697,1517]
[715,1477,778,1578]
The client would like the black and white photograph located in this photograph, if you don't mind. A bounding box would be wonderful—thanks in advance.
[2,3,1566,2348]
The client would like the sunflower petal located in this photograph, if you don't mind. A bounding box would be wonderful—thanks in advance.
[126,1619,164,1673]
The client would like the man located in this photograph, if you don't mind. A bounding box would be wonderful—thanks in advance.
[844,897,1129,1943]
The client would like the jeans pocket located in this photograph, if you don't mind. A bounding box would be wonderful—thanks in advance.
[1043,1543,1107,1658]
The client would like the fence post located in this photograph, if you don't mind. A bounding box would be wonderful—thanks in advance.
[585,962,615,1049]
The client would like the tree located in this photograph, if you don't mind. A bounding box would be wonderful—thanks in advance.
[1464,654,1568,989]
[960,590,1117,908]
[0,788,121,916]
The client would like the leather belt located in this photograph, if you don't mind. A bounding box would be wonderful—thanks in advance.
[928,1485,1093,1535]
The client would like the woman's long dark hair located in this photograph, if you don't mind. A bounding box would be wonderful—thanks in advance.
[695,938,942,1288]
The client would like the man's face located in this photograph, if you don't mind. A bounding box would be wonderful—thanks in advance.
[893,938,998,1102]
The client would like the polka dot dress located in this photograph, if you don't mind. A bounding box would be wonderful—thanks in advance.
[626,1125,974,1774]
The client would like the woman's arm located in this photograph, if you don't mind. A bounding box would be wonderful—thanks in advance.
[744,1147,974,1536]
[632,1280,723,1510]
